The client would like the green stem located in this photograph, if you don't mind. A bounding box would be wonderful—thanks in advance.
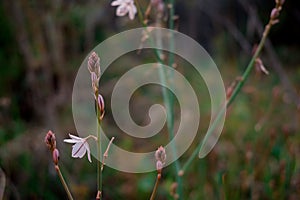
[181,17,275,174]
[97,110,102,199]
[55,165,74,200]
[135,1,183,198]
[167,0,183,199]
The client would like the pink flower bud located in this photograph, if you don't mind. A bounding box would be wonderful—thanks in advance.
[270,8,279,19]
[45,130,56,151]
[156,160,163,173]
[97,94,105,120]
[155,146,166,164]
[52,148,60,165]
[155,146,166,173]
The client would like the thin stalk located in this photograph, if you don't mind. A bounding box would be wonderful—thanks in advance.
[181,13,277,174]
[55,165,74,200]
[96,109,102,199]
[135,0,183,198]
[150,174,161,200]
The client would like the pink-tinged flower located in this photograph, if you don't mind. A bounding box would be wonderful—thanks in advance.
[52,148,60,165]
[111,0,137,20]
[155,146,166,173]
[64,134,92,163]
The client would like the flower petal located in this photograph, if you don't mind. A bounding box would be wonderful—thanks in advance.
[85,143,92,162]
[116,4,128,16]
[64,138,77,143]
[69,134,84,141]
[128,5,137,20]
[111,0,122,6]
[72,142,87,158]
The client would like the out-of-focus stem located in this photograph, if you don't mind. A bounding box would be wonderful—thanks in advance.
[181,4,281,174]
[135,0,183,198]
[166,0,183,198]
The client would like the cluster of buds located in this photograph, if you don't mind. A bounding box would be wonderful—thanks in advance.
[155,146,166,178]
[88,52,101,94]
[270,0,285,25]
[87,52,105,120]
[45,130,60,165]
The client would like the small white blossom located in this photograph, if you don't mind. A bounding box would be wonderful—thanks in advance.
[64,134,92,163]
[111,0,137,20]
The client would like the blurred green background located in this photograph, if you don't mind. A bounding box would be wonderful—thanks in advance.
[0,0,299,199]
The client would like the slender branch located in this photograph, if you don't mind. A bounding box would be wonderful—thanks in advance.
[101,137,115,171]
[96,108,102,200]
[181,1,284,174]
[135,0,183,198]
[55,165,74,200]
[150,174,161,200]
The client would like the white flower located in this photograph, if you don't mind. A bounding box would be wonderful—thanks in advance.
[64,134,92,163]
[111,0,137,20]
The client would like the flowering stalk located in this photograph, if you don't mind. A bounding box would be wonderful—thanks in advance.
[135,1,183,198]
[87,52,105,199]
[45,131,74,200]
[181,0,285,174]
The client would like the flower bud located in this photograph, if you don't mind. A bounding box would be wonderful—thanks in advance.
[88,52,101,78]
[45,130,56,151]
[91,72,99,93]
[156,160,163,173]
[97,94,105,120]
[155,146,166,173]
[155,146,166,164]
[270,8,279,19]
[52,148,60,165]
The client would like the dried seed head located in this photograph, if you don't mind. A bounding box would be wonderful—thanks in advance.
[52,148,60,165]
[88,52,101,78]
[45,130,56,151]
